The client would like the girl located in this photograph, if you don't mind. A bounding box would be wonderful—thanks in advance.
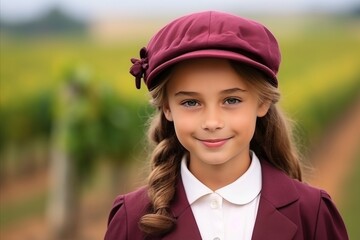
[105,11,348,240]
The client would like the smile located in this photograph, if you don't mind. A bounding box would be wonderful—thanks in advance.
[198,137,232,148]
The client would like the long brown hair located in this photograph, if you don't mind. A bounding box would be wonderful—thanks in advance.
[138,61,302,236]
[230,62,302,180]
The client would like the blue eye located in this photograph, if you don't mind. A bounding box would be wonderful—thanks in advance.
[182,100,199,107]
[224,98,241,105]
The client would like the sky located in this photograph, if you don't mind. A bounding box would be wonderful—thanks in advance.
[0,0,358,22]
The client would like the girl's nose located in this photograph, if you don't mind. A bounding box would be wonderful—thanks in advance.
[201,107,224,131]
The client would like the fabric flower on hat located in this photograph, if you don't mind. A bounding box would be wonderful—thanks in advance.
[130,47,149,89]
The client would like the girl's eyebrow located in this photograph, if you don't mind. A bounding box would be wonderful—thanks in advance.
[174,91,199,97]
[174,88,247,97]
[221,88,247,94]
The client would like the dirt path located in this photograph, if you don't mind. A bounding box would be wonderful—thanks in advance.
[306,97,360,205]
[0,170,110,240]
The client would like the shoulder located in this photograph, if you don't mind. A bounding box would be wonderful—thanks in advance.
[108,186,149,224]
[291,178,349,239]
[104,186,149,240]
[260,159,330,205]
[292,179,348,239]
[260,160,348,239]
[290,177,331,216]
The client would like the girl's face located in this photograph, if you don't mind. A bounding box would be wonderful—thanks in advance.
[164,58,269,185]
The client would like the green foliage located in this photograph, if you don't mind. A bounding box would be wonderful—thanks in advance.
[0,91,53,150]
[50,66,151,180]
[96,86,150,163]
[274,21,360,153]
[291,74,360,154]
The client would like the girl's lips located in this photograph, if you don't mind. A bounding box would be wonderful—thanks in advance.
[199,138,230,148]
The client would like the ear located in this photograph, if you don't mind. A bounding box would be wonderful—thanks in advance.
[257,100,271,117]
[163,103,173,121]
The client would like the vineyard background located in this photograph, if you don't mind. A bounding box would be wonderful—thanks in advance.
[1,5,360,240]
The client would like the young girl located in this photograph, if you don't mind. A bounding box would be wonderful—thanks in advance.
[105,11,348,240]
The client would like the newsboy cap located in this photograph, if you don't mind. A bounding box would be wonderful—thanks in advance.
[130,11,281,90]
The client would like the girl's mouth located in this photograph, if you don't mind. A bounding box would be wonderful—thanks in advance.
[199,138,231,148]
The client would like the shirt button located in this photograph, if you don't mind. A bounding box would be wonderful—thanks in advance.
[213,237,221,240]
[210,200,218,209]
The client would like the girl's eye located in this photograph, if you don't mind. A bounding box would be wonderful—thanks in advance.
[224,98,241,105]
[181,100,199,107]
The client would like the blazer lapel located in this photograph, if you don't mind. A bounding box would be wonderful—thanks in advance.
[163,178,202,240]
[252,161,299,240]
[252,198,297,240]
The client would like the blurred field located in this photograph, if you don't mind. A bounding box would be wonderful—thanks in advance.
[0,14,360,239]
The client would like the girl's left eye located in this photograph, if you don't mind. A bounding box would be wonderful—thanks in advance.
[224,98,241,105]
[181,100,199,107]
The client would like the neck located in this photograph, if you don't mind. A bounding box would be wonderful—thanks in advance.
[189,152,251,191]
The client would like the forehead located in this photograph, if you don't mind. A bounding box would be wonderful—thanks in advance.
[166,58,250,93]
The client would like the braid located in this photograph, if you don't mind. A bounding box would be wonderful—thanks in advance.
[139,112,184,236]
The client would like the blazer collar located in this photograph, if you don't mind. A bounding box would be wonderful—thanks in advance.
[251,160,300,240]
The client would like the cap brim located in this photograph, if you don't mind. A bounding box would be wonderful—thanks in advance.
[146,49,278,89]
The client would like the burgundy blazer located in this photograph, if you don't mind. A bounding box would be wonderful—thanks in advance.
[104,160,348,240]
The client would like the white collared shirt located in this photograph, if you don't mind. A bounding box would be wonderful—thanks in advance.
[180,152,262,240]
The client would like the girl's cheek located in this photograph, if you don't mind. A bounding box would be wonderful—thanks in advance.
[175,117,196,129]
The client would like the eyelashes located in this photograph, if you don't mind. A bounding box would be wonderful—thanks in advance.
[181,99,199,107]
[224,97,241,105]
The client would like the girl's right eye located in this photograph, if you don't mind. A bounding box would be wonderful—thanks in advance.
[181,100,199,107]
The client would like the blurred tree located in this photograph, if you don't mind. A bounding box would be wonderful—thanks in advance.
[47,65,149,239]
[0,6,87,37]
[48,66,99,239]
[97,86,149,194]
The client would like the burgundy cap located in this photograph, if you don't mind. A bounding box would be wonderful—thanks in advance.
[130,11,281,90]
